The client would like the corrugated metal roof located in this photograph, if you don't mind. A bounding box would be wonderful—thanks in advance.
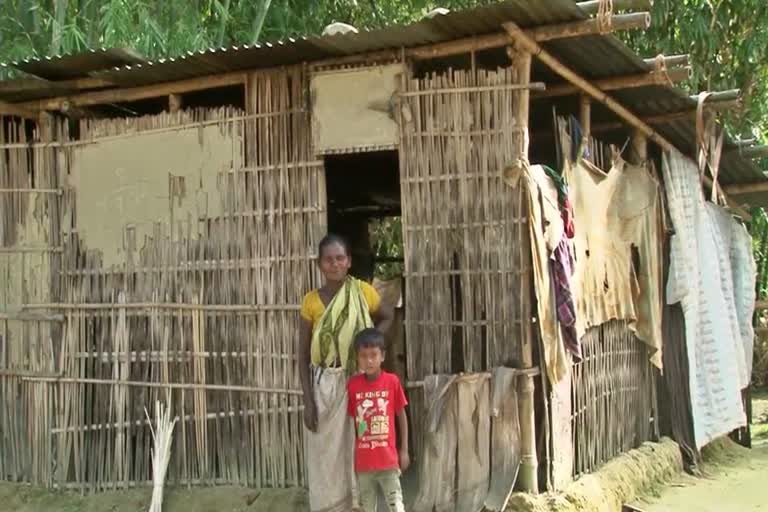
[1,0,585,89]
[10,48,146,81]
[0,0,765,205]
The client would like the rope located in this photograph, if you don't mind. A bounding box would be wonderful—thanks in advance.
[597,0,614,34]
[654,54,674,86]
[696,93,727,205]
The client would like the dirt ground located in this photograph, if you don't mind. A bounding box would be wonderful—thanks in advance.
[631,388,768,512]
[2,391,766,512]
[0,485,307,512]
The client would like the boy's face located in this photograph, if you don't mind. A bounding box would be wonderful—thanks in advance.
[357,345,385,377]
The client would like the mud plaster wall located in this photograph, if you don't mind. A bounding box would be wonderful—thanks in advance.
[70,124,243,267]
[310,63,403,153]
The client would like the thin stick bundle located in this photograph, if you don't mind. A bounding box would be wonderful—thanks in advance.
[146,401,178,512]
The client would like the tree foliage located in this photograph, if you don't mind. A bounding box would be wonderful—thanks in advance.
[624,0,768,138]
[3,0,768,140]
[0,0,493,71]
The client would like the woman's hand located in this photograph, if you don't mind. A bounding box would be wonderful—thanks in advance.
[303,397,318,432]
[398,448,411,472]
[298,318,317,432]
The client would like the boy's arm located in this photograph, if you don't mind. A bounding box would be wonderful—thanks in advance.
[396,409,410,471]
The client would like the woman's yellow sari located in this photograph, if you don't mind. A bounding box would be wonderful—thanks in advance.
[310,276,373,370]
[305,277,374,511]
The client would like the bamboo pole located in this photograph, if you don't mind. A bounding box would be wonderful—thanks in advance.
[0,246,63,253]
[532,99,741,141]
[724,181,768,195]
[23,376,304,395]
[511,44,539,494]
[405,367,541,388]
[0,312,64,322]
[0,99,39,120]
[21,302,299,311]
[643,54,689,69]
[527,12,650,42]
[727,145,768,159]
[580,95,591,151]
[696,89,740,103]
[503,22,750,220]
[541,99,739,137]
[19,72,247,111]
[734,138,757,147]
[168,94,183,113]
[7,12,651,113]
[534,67,691,99]
[404,13,650,62]
[577,0,653,15]
[0,76,115,94]
[401,82,546,95]
[629,129,649,164]
[0,188,63,194]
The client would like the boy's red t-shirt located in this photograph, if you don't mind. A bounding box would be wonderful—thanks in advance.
[347,371,407,473]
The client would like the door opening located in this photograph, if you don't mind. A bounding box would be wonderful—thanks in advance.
[324,150,402,282]
[324,150,405,380]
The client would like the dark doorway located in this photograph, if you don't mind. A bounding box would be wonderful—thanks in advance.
[324,150,402,282]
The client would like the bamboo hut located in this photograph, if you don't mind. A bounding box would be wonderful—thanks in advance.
[0,0,763,504]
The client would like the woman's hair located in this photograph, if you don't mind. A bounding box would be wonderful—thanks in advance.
[354,328,386,351]
[318,234,351,259]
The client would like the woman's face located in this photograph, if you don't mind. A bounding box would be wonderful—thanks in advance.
[319,242,351,283]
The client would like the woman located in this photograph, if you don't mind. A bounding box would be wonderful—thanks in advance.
[299,234,393,512]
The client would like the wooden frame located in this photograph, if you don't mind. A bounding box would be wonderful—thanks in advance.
[6,12,652,113]
[504,22,750,220]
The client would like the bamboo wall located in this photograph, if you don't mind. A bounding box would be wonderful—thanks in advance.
[570,320,656,476]
[0,66,326,490]
[396,63,533,466]
[0,58,660,493]
[0,116,63,484]
[398,66,531,380]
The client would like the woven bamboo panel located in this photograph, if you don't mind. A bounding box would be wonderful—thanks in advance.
[0,115,65,484]
[397,66,530,382]
[570,320,656,476]
[32,66,325,491]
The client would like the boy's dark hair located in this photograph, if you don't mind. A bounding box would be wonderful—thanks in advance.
[318,233,350,259]
[354,328,386,351]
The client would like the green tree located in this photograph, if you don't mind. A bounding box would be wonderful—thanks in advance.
[625,0,768,138]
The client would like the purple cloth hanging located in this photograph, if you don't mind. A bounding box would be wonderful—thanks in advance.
[551,238,581,361]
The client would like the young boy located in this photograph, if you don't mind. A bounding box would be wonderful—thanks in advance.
[347,328,409,512]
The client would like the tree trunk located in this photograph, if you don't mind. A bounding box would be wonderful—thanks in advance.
[217,0,231,47]
[251,0,272,44]
[50,0,70,55]
[82,0,99,48]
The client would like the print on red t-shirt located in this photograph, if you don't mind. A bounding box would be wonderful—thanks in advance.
[347,371,407,473]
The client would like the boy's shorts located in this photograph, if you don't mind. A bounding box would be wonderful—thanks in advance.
[357,469,404,512]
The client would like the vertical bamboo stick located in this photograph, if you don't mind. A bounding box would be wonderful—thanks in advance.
[511,45,539,494]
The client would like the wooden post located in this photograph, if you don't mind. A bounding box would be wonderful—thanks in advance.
[19,72,247,111]
[725,181,768,195]
[629,128,648,164]
[0,99,39,120]
[532,99,741,140]
[503,22,751,221]
[577,0,653,14]
[168,94,183,113]
[509,43,539,494]
[534,67,691,99]
[580,95,591,155]
[727,145,768,159]
[642,54,689,69]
